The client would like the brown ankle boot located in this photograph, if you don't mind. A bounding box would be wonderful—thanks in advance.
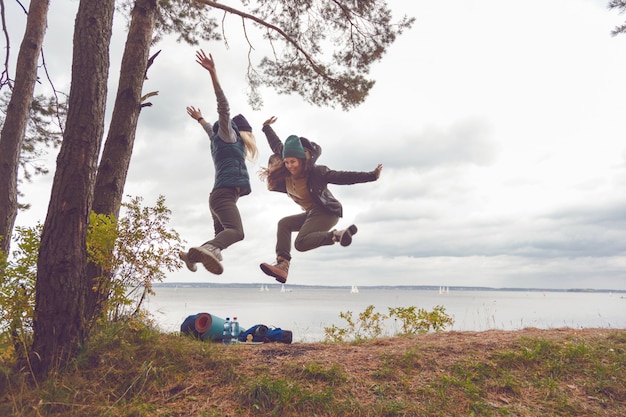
[260,256,290,283]
[333,224,358,247]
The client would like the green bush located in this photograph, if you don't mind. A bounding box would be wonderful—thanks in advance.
[90,195,184,321]
[0,195,183,363]
[323,304,454,342]
[0,224,40,362]
[389,305,454,335]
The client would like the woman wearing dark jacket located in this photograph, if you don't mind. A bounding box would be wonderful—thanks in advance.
[258,116,382,283]
[179,49,258,275]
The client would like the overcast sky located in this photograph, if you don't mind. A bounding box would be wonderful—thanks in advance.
[9,0,626,289]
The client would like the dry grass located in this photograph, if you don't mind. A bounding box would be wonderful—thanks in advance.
[1,325,625,416]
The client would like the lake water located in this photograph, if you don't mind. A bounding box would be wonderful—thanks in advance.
[144,285,626,343]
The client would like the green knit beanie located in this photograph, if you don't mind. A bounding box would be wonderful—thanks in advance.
[282,135,306,159]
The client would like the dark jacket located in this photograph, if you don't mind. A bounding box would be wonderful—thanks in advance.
[262,125,378,217]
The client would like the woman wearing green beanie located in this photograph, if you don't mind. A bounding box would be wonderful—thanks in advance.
[258,116,382,283]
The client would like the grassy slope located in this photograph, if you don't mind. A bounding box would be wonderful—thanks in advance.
[1,325,625,416]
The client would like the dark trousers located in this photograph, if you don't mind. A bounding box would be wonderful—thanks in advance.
[202,187,244,250]
[276,206,339,261]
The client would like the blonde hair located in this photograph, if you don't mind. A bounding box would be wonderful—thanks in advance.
[240,131,258,163]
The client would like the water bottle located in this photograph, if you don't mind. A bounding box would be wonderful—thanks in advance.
[222,317,232,345]
[231,317,240,343]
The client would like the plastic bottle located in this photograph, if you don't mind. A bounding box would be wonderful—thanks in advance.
[222,317,232,345]
[231,317,240,343]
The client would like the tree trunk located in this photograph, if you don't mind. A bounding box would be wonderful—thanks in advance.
[32,0,115,377]
[85,0,158,322]
[0,0,49,256]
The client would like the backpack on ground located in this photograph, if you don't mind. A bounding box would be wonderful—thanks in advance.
[238,324,293,344]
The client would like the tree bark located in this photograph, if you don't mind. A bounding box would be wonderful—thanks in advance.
[0,0,49,256]
[32,0,115,377]
[85,0,158,322]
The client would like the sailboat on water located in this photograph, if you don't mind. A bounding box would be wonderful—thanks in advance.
[350,285,359,294]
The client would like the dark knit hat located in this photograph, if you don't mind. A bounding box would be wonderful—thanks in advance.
[233,114,252,132]
[283,135,306,159]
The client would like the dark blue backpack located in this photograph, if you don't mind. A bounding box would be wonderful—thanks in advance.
[238,324,293,344]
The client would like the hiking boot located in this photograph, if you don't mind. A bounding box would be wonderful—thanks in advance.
[333,224,358,247]
[260,256,290,283]
[188,244,223,275]
[179,251,197,272]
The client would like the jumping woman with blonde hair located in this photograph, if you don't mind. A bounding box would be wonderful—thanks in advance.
[180,49,258,275]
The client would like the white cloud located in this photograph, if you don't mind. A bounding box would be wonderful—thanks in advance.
[10,0,626,290]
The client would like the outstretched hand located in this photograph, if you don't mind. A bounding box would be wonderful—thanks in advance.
[195,49,215,73]
[374,164,383,179]
[186,106,203,121]
[263,116,278,126]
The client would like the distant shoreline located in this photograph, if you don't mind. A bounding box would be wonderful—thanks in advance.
[152,282,625,294]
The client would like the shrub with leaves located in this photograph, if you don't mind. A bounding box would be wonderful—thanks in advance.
[324,304,454,343]
[324,305,388,342]
[388,305,454,335]
[1,196,183,363]
[0,225,41,361]
[90,195,184,321]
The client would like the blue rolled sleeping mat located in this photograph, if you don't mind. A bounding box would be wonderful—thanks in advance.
[180,312,240,341]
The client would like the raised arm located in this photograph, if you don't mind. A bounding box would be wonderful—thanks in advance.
[195,49,237,144]
[261,116,285,156]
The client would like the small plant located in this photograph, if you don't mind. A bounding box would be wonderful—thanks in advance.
[389,305,454,335]
[323,304,454,342]
[324,305,388,342]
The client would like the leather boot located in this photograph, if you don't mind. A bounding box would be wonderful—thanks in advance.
[188,243,223,275]
[333,224,358,247]
[260,256,290,283]
[179,251,197,272]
